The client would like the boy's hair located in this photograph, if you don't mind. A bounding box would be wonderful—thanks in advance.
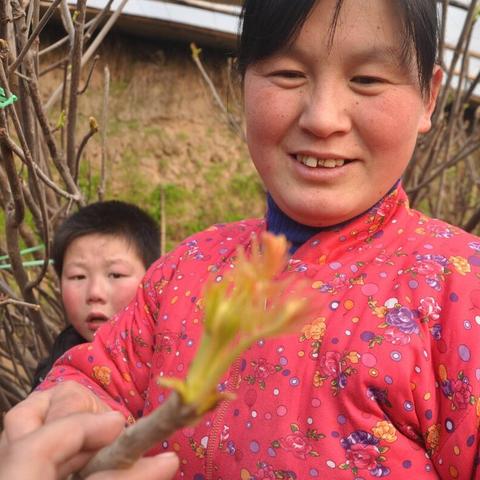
[52,201,160,277]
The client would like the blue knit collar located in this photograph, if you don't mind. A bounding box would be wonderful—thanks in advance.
[266,195,325,253]
[266,181,400,253]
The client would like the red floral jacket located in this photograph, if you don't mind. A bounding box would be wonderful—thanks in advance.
[43,186,480,479]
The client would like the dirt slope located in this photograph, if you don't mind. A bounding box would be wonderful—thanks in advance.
[42,32,264,250]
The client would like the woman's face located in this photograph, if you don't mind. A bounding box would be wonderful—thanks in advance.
[244,0,442,227]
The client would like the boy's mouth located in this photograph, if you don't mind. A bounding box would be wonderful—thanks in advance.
[296,155,350,169]
[86,313,109,330]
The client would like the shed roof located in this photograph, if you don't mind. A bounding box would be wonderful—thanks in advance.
[51,0,480,97]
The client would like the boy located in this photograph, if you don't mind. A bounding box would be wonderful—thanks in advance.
[32,200,160,388]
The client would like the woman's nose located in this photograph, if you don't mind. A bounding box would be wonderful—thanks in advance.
[298,84,352,138]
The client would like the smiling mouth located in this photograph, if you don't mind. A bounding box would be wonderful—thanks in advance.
[296,155,350,169]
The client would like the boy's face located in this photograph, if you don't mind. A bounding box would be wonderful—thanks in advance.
[60,233,146,341]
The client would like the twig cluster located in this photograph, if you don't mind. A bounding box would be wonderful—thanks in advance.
[0,0,126,417]
[405,0,480,231]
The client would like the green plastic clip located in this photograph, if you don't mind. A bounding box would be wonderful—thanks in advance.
[0,259,53,270]
[0,87,17,108]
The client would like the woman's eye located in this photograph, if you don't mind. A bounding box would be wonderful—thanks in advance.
[352,76,383,85]
[267,70,306,88]
[271,70,304,79]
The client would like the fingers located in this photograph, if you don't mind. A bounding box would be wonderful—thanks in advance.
[3,390,52,442]
[33,412,125,464]
[0,412,126,480]
[1,406,179,480]
[89,452,179,480]
[52,412,125,478]
[3,382,111,444]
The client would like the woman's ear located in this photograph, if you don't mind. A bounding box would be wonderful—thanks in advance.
[418,65,443,133]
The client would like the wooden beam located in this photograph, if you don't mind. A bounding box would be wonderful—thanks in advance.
[444,42,480,60]
[442,0,470,11]
[164,0,240,15]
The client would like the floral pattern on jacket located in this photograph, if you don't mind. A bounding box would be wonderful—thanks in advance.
[43,185,480,479]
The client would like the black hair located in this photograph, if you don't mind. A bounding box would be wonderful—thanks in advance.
[237,0,438,96]
[52,201,160,277]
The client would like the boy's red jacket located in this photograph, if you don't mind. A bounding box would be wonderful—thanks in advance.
[43,185,480,479]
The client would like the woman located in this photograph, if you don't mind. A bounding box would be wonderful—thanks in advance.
[4,1,480,478]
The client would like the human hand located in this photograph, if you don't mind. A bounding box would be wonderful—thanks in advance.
[0,411,179,480]
[2,381,111,444]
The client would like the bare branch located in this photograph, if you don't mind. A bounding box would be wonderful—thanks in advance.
[190,43,245,140]
[8,0,63,75]
[0,296,40,310]
[39,56,67,77]
[60,0,75,48]
[434,0,478,124]
[98,64,109,201]
[39,17,96,57]
[77,54,99,95]
[74,117,98,182]
[66,0,87,177]
[408,141,480,195]
[45,0,130,111]
[2,107,81,200]
[0,128,25,228]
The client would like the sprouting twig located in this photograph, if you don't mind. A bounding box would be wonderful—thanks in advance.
[75,233,310,478]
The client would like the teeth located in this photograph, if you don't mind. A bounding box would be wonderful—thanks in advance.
[298,156,345,168]
[303,156,318,168]
[319,159,336,168]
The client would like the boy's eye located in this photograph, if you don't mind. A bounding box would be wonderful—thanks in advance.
[68,274,85,280]
[109,272,126,279]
